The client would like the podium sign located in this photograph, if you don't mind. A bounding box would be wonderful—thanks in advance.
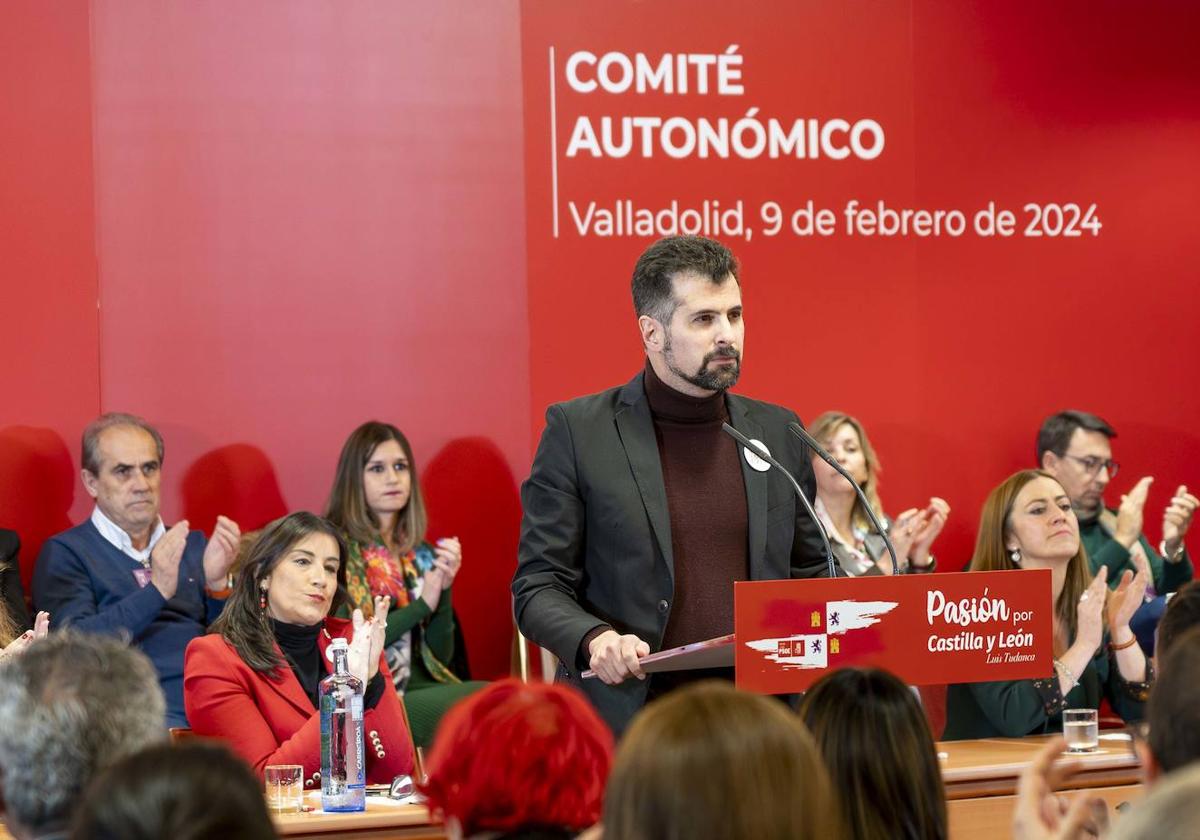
[734,569,1053,694]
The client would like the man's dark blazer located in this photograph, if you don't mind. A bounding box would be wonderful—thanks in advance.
[1,529,32,636]
[512,371,832,733]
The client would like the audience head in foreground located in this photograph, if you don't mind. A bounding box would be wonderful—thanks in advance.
[1108,761,1200,840]
[421,678,612,840]
[1138,625,1200,784]
[800,667,947,840]
[69,741,277,840]
[1155,580,1200,664]
[602,680,843,840]
[0,632,166,840]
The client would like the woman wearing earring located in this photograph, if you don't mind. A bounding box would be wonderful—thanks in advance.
[943,470,1153,740]
[326,421,485,748]
[183,512,414,784]
[808,412,950,575]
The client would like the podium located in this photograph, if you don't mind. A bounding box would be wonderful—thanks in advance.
[585,570,1053,693]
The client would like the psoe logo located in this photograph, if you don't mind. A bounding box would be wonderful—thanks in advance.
[743,599,898,670]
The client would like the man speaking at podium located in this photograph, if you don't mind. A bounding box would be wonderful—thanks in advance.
[512,235,832,733]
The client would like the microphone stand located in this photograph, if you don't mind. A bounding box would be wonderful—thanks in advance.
[721,422,837,579]
[786,421,900,576]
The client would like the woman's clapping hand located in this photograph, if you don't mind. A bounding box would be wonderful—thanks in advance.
[348,596,391,684]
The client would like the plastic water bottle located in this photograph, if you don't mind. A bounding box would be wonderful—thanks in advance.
[320,637,366,812]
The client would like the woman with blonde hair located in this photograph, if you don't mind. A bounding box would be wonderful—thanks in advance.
[602,681,844,840]
[807,412,948,576]
[944,470,1152,739]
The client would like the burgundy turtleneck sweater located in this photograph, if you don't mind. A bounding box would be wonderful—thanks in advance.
[643,361,749,650]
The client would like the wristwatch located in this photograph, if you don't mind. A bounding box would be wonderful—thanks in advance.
[205,573,235,598]
[1160,540,1186,563]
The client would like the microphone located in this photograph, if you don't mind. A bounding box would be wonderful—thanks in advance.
[786,421,899,576]
[720,422,837,579]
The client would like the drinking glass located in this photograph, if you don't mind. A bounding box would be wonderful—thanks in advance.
[265,764,304,813]
[1063,709,1099,753]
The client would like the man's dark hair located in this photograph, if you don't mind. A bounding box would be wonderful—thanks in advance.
[1147,625,1200,774]
[69,741,277,840]
[1036,410,1117,465]
[208,511,349,675]
[1158,581,1200,660]
[631,236,739,324]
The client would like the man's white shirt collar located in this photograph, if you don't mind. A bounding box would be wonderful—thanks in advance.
[90,506,165,565]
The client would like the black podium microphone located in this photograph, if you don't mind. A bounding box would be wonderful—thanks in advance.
[721,422,837,579]
[786,421,899,576]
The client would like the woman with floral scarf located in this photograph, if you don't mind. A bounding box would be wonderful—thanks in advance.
[326,421,485,747]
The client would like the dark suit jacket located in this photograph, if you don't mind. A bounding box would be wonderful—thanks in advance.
[1,529,31,636]
[512,371,831,733]
[184,617,414,785]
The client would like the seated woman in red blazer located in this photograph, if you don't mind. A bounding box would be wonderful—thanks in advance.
[184,511,414,787]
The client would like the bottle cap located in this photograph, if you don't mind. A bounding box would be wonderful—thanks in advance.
[325,636,349,662]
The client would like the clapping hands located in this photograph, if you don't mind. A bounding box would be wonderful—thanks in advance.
[202,515,242,587]
[1162,484,1198,556]
[347,595,391,685]
[1107,550,1150,637]
[1075,568,1108,652]
[420,537,462,611]
[1013,737,1109,840]
[886,498,950,572]
[0,611,49,661]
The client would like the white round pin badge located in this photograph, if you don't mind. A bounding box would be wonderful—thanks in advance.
[743,440,771,472]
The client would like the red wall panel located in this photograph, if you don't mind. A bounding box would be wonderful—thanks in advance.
[902,1,1200,562]
[89,1,528,678]
[0,1,100,592]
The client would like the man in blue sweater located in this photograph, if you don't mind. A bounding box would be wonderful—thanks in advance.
[33,413,241,728]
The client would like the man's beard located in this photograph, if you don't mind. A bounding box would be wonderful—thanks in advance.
[664,333,741,392]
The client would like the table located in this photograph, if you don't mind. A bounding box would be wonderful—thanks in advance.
[941,732,1143,838]
[272,794,444,839]
[0,734,1145,840]
[0,802,446,840]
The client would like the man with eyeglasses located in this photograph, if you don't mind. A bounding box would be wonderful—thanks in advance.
[1037,410,1196,600]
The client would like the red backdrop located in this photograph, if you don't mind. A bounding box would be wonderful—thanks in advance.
[3,0,528,678]
[521,0,1200,574]
[0,1,99,589]
[2,1,1197,679]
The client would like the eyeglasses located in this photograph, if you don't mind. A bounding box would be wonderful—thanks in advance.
[1064,454,1119,478]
